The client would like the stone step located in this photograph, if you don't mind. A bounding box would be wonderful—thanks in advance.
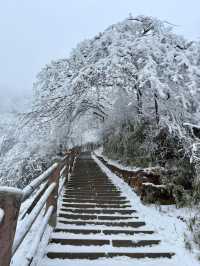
[60,208,137,215]
[59,213,135,220]
[62,203,132,209]
[49,238,160,247]
[66,184,113,187]
[112,239,161,247]
[62,198,130,204]
[65,188,121,193]
[63,194,126,200]
[66,183,116,186]
[50,238,109,246]
[65,188,119,193]
[54,228,155,235]
[54,228,101,234]
[103,229,154,235]
[58,220,145,227]
[47,252,175,260]
[64,193,122,197]
[67,181,113,185]
[59,213,97,220]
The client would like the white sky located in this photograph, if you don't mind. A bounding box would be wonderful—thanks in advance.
[0,0,200,101]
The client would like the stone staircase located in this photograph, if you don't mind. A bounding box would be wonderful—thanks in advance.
[41,152,174,264]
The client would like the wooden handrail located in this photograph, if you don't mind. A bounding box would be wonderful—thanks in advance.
[12,182,57,256]
[23,205,54,266]
[22,162,59,201]
[0,149,78,266]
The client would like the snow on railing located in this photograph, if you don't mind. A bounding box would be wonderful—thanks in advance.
[0,208,4,224]
[0,148,79,266]
[12,182,57,255]
[23,205,54,266]
[22,162,59,201]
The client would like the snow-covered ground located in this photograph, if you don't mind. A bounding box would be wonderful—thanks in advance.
[91,153,200,266]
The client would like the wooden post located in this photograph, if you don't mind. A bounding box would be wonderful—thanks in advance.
[0,187,23,266]
[46,165,60,227]
[69,151,76,175]
[64,158,69,182]
[68,152,72,175]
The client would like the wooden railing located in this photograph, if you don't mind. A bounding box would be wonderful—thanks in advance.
[0,149,79,266]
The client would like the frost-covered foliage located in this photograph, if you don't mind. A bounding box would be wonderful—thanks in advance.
[0,101,61,187]
[1,15,200,189]
[32,15,200,136]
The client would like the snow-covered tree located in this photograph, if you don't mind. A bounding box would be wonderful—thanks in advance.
[1,15,200,189]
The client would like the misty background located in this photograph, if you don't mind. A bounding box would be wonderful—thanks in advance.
[0,0,200,112]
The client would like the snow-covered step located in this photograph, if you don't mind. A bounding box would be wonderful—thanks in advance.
[58,220,145,228]
[103,229,155,235]
[62,203,132,208]
[51,231,159,240]
[64,192,122,196]
[50,238,110,246]
[46,241,170,252]
[50,229,161,240]
[46,251,174,260]
[64,193,127,200]
[53,228,155,236]
[55,222,149,230]
[62,198,130,204]
[49,238,161,248]
[59,208,137,215]
[58,213,137,221]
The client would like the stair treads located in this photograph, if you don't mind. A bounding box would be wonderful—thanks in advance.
[60,208,137,215]
[58,220,145,227]
[62,203,132,209]
[49,238,160,247]
[103,229,155,235]
[54,228,101,234]
[62,198,130,204]
[54,228,155,235]
[64,193,122,197]
[63,194,126,200]
[112,239,160,247]
[64,190,121,194]
[59,213,136,220]
[50,238,110,246]
[47,251,175,260]
[67,181,113,185]
[65,188,120,193]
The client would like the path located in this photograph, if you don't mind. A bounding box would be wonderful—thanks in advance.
[40,152,174,265]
